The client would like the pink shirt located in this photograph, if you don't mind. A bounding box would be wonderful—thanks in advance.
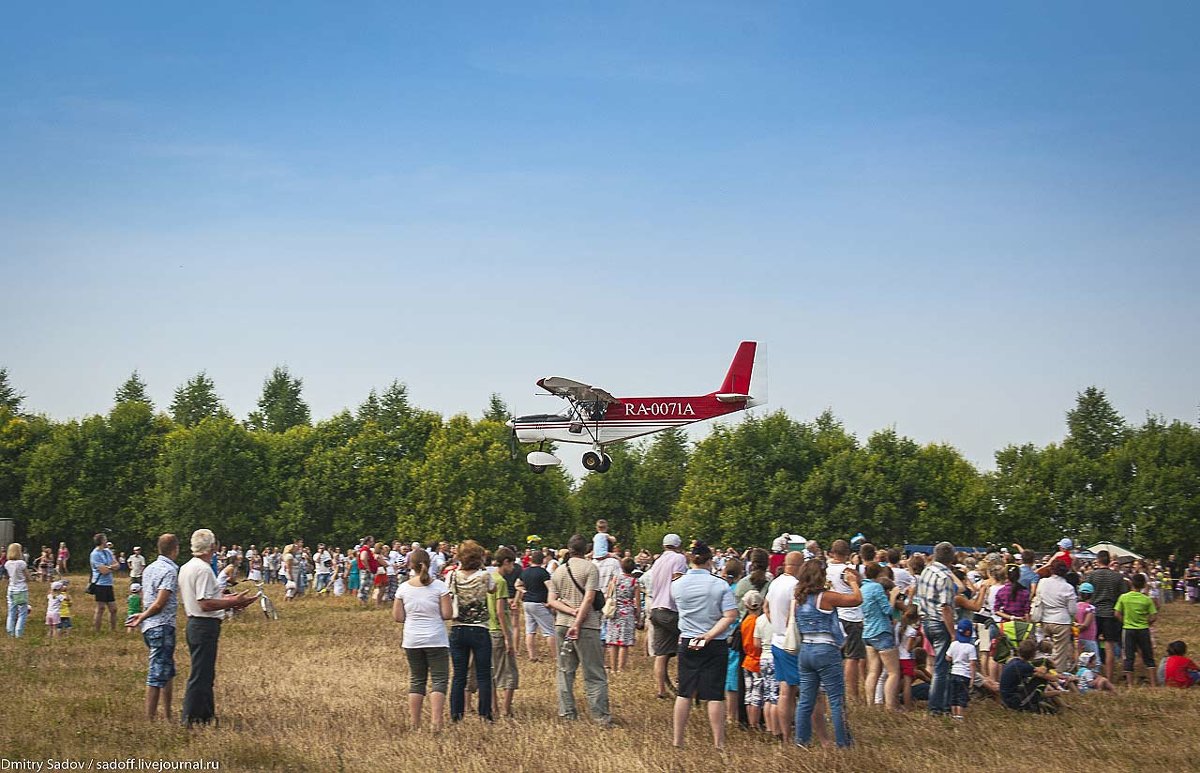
[648,550,688,611]
[1076,601,1096,640]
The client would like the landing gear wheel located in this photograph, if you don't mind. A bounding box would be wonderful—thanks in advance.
[529,464,547,474]
[597,454,612,473]
[582,451,602,471]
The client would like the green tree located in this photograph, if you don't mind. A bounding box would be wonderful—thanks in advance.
[483,394,510,423]
[638,428,690,523]
[115,371,152,407]
[247,366,310,433]
[0,408,51,523]
[0,368,24,413]
[150,417,273,547]
[1066,387,1127,459]
[404,416,571,547]
[170,371,228,427]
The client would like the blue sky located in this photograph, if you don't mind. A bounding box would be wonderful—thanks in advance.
[2,2,1197,471]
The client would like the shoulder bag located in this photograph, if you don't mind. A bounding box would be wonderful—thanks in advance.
[566,559,605,612]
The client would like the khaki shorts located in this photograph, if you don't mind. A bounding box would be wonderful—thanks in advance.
[650,608,679,657]
[491,631,519,691]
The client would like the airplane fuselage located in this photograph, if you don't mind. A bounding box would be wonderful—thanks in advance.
[512,393,744,446]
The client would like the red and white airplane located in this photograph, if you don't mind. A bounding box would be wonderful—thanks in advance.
[508,341,765,473]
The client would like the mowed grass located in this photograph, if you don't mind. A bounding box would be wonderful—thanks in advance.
[2,575,1198,772]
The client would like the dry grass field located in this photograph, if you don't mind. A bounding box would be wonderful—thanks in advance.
[2,575,1197,772]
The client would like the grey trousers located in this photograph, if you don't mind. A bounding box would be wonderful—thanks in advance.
[555,625,610,723]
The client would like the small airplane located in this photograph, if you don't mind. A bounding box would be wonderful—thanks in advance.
[508,341,765,473]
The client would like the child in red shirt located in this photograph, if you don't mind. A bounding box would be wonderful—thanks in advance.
[1163,640,1200,688]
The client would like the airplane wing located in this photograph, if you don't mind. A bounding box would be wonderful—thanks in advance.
[537,377,618,405]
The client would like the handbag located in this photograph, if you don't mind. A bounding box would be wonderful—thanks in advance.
[601,578,618,619]
[781,599,798,654]
[1029,591,1045,624]
[565,559,604,612]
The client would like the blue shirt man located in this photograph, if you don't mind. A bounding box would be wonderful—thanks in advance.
[140,555,180,633]
[90,545,116,586]
[673,568,737,639]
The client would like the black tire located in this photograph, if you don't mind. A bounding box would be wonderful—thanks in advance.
[582,451,601,471]
[597,454,612,473]
[529,464,547,474]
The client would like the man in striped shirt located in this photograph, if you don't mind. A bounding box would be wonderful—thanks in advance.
[914,542,957,716]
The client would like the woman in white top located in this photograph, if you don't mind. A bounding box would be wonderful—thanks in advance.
[393,548,452,730]
[973,563,1006,681]
[5,543,30,637]
[1033,560,1078,673]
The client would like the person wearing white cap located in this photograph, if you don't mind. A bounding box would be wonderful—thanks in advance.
[646,533,688,698]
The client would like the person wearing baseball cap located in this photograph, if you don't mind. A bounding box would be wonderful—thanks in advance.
[645,533,687,698]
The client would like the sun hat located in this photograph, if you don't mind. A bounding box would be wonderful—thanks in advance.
[955,618,974,642]
[743,590,764,609]
[129,583,141,592]
[662,533,682,548]
[1078,582,1094,594]
[1058,538,1073,550]
[51,580,64,591]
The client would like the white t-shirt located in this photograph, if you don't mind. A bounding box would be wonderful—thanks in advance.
[754,613,774,663]
[396,579,450,648]
[897,622,916,660]
[948,640,976,678]
[178,557,224,619]
[314,550,333,575]
[825,561,863,622]
[765,573,798,648]
[128,553,147,577]
[594,556,621,594]
[47,592,64,616]
[5,560,28,592]
[892,566,915,594]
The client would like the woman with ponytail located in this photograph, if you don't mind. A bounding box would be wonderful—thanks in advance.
[393,547,453,730]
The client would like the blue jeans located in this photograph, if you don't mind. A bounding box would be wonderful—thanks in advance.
[315,573,330,592]
[795,643,852,748]
[923,621,952,715]
[449,625,493,721]
[6,590,29,637]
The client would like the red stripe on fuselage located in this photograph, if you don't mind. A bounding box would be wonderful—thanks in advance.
[604,394,743,422]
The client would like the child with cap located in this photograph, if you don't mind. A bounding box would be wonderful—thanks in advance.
[1074,651,1115,692]
[946,618,977,719]
[126,582,143,634]
[740,589,767,730]
[1075,582,1099,662]
[46,580,66,640]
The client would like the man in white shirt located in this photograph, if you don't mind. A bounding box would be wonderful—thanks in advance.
[178,528,254,727]
[764,550,802,744]
[314,544,333,594]
[887,548,915,594]
[127,546,147,584]
[826,540,866,703]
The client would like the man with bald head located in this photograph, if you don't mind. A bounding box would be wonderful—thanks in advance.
[764,550,804,742]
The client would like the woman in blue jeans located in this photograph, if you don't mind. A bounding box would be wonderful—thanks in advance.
[793,559,862,748]
[447,540,496,722]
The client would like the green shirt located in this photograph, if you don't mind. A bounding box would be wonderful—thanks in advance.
[1114,590,1155,629]
[487,573,509,633]
[127,594,143,617]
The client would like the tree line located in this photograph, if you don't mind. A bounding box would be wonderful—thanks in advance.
[0,366,1196,559]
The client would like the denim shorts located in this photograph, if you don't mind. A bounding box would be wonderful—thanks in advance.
[143,625,177,687]
[864,630,896,652]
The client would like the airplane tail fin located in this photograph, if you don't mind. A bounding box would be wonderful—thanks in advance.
[718,341,757,395]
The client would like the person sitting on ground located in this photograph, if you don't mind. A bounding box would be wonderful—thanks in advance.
[1163,640,1200,689]
[1074,651,1116,693]
[999,638,1052,713]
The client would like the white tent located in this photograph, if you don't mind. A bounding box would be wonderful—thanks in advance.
[1087,542,1143,560]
